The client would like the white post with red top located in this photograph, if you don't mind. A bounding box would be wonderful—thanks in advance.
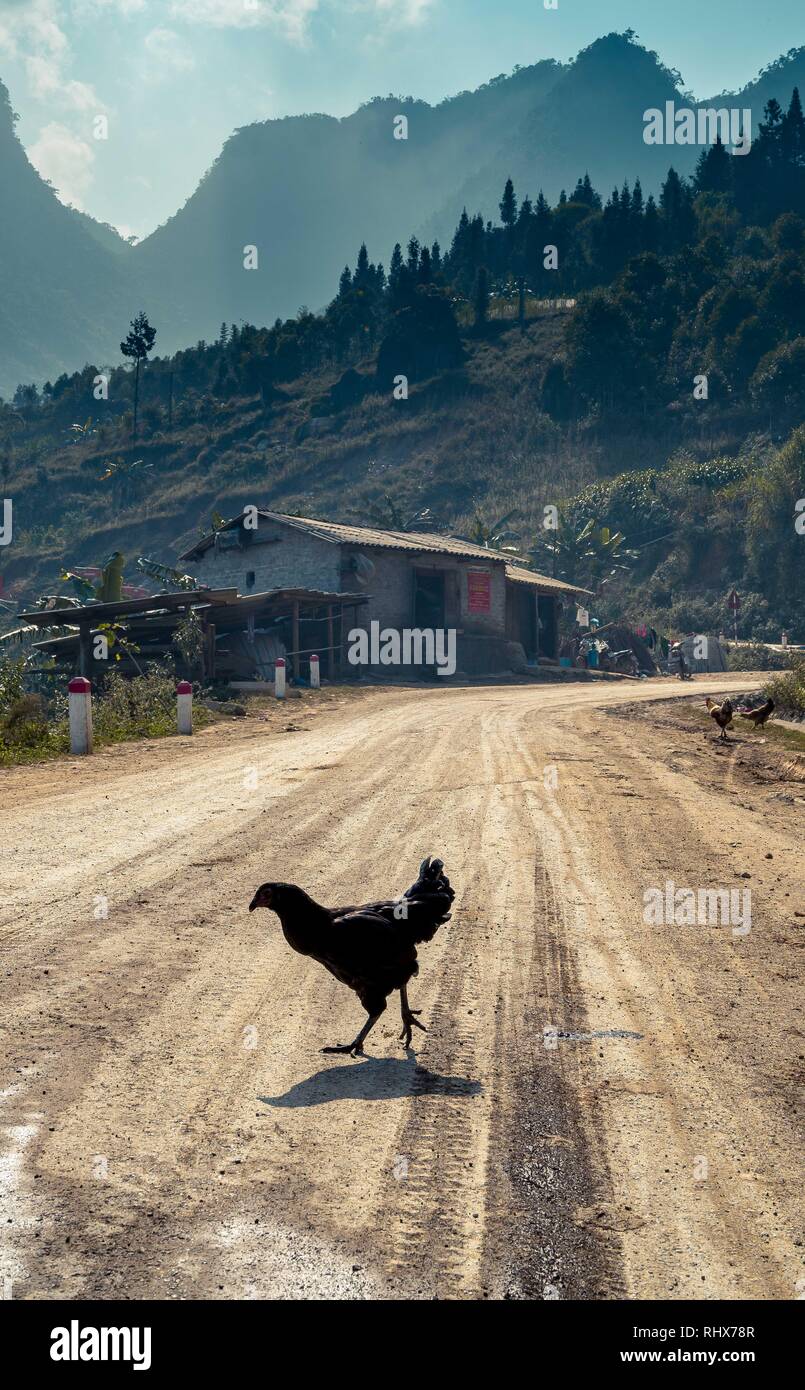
[176,680,193,734]
[274,657,286,699]
[310,654,320,689]
[68,676,93,755]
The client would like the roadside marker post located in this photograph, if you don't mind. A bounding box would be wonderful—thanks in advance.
[176,680,193,735]
[310,654,320,689]
[275,657,286,699]
[68,676,93,755]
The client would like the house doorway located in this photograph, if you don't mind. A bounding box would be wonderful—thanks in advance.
[413,570,445,628]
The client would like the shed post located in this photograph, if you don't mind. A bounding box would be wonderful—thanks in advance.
[292,601,300,680]
[327,606,334,679]
[205,622,216,681]
[310,654,320,689]
[176,680,193,735]
[68,676,93,754]
[275,657,286,699]
[78,624,93,678]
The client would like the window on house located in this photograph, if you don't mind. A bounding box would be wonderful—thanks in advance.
[246,570,256,590]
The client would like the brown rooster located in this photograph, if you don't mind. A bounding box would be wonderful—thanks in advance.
[706,696,734,740]
[737,697,775,729]
[248,857,454,1057]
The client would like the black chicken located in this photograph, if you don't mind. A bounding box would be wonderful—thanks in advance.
[248,857,454,1057]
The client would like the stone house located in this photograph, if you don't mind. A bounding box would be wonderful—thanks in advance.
[179,511,588,678]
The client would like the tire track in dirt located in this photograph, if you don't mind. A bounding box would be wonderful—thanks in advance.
[2,675,795,1300]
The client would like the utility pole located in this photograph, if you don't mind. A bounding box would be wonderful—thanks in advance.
[167,371,174,432]
[728,589,740,644]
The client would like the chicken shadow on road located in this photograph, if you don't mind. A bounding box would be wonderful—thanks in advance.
[259,1054,482,1108]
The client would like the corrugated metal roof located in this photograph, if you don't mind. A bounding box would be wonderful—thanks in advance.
[181,510,511,564]
[181,510,587,596]
[504,563,593,597]
[266,512,511,561]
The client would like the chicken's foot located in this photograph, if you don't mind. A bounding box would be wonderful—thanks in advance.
[399,985,428,1049]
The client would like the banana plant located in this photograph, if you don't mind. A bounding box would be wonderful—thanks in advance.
[99,457,153,507]
[532,515,636,586]
[367,494,443,532]
[137,556,201,592]
[66,417,96,445]
[466,506,522,553]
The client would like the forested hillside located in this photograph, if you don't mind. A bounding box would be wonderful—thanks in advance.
[4,32,805,396]
[2,79,804,640]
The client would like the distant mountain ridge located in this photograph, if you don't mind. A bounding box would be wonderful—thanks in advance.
[3,32,805,398]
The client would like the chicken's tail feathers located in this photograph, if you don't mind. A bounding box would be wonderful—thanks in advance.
[402,854,455,944]
[406,855,455,902]
[706,697,716,711]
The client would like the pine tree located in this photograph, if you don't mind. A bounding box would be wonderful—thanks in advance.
[354,243,370,288]
[499,177,517,228]
[659,168,696,249]
[473,266,490,327]
[528,191,553,284]
[694,136,733,194]
[387,243,412,312]
[782,87,805,165]
[643,194,660,252]
[571,173,600,209]
[583,172,601,209]
[120,310,156,443]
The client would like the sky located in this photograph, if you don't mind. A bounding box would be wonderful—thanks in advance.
[1,0,803,240]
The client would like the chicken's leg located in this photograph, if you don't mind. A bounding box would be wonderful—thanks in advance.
[322,1003,385,1058]
[399,984,427,1049]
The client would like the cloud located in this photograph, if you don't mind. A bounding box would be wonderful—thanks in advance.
[144,26,196,75]
[26,53,98,110]
[166,0,433,41]
[3,0,103,112]
[347,0,435,33]
[169,0,319,43]
[28,120,96,207]
[366,0,434,27]
[68,0,148,17]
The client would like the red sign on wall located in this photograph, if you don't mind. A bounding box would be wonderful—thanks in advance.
[467,569,492,614]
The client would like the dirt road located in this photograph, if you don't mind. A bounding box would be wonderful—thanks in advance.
[1,676,803,1301]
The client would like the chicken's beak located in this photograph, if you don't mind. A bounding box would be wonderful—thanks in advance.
[248,897,258,912]
[249,888,271,912]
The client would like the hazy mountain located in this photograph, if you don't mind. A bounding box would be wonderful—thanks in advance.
[3,34,805,397]
[0,80,144,397]
[131,59,564,351]
[424,36,805,242]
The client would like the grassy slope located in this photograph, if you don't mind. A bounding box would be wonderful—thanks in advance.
[0,307,778,605]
